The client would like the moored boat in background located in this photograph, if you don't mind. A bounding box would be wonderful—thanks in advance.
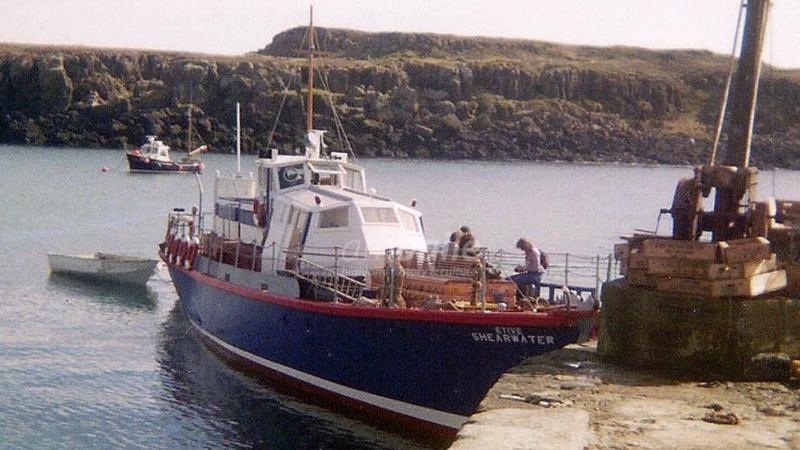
[126,135,205,173]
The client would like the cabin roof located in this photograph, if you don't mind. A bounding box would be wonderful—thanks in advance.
[281,184,408,212]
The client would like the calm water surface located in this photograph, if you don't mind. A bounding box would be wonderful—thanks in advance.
[1,145,797,449]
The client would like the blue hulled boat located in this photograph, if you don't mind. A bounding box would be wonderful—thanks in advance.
[160,132,593,438]
[159,9,594,440]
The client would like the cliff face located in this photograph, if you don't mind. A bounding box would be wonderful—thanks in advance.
[1,27,799,168]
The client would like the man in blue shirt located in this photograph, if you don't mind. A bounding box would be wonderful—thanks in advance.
[509,238,545,297]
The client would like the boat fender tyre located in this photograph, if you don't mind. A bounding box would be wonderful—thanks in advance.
[172,237,181,263]
[167,235,177,260]
[184,241,192,268]
[254,200,266,227]
[165,218,174,240]
[192,237,201,267]
[173,239,183,265]
[182,239,191,267]
[188,239,200,269]
[186,244,195,269]
[178,238,188,266]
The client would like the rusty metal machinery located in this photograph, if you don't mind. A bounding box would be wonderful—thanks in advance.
[666,165,759,241]
[664,0,770,243]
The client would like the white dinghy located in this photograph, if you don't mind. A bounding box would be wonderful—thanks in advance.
[47,253,159,285]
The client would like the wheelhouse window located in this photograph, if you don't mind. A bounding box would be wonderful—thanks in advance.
[398,210,419,232]
[308,162,344,187]
[345,167,365,191]
[361,207,399,224]
[278,164,305,189]
[318,207,349,228]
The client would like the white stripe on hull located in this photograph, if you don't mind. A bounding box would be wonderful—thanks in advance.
[188,318,468,430]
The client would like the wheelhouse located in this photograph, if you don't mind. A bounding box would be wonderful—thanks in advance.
[204,130,426,280]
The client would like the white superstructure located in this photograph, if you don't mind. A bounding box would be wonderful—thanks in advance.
[137,135,172,162]
[210,130,427,280]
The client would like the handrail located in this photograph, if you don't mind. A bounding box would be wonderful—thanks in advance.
[166,212,614,302]
[283,249,366,259]
[290,257,366,303]
[484,248,614,299]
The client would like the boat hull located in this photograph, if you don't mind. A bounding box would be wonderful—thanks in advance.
[48,253,158,284]
[167,262,583,435]
[126,152,202,173]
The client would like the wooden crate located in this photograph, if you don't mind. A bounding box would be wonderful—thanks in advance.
[718,237,771,263]
[614,243,630,260]
[628,252,648,270]
[403,279,516,305]
[626,269,659,288]
[706,255,777,280]
[655,270,787,298]
[647,255,778,280]
[647,257,708,279]
[710,269,786,297]
[641,239,718,261]
[403,275,474,297]
[486,279,517,305]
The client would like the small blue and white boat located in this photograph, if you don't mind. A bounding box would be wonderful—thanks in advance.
[126,136,204,173]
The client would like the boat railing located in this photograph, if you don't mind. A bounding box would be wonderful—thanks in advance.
[282,245,370,277]
[168,212,615,303]
[392,248,482,279]
[287,256,368,303]
[199,232,374,281]
[205,236,264,272]
[483,249,615,301]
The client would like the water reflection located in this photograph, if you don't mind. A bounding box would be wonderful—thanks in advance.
[46,273,158,312]
[156,304,430,450]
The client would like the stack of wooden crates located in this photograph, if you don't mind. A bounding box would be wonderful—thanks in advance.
[617,236,787,298]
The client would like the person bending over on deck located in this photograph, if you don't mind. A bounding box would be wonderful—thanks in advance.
[510,238,545,297]
[444,231,460,257]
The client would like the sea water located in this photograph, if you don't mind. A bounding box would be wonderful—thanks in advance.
[1,145,797,449]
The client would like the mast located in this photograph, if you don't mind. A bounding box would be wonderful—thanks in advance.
[306,5,315,131]
[187,105,193,151]
[236,102,241,175]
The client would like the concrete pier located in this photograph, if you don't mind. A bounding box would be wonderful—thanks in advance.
[449,343,800,449]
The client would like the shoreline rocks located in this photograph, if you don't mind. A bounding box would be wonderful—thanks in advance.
[1,28,799,168]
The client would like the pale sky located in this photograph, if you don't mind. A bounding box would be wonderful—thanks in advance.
[1,0,798,68]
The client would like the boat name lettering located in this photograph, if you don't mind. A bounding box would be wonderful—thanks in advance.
[471,327,555,345]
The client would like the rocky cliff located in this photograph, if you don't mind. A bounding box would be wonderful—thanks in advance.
[1,27,799,167]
